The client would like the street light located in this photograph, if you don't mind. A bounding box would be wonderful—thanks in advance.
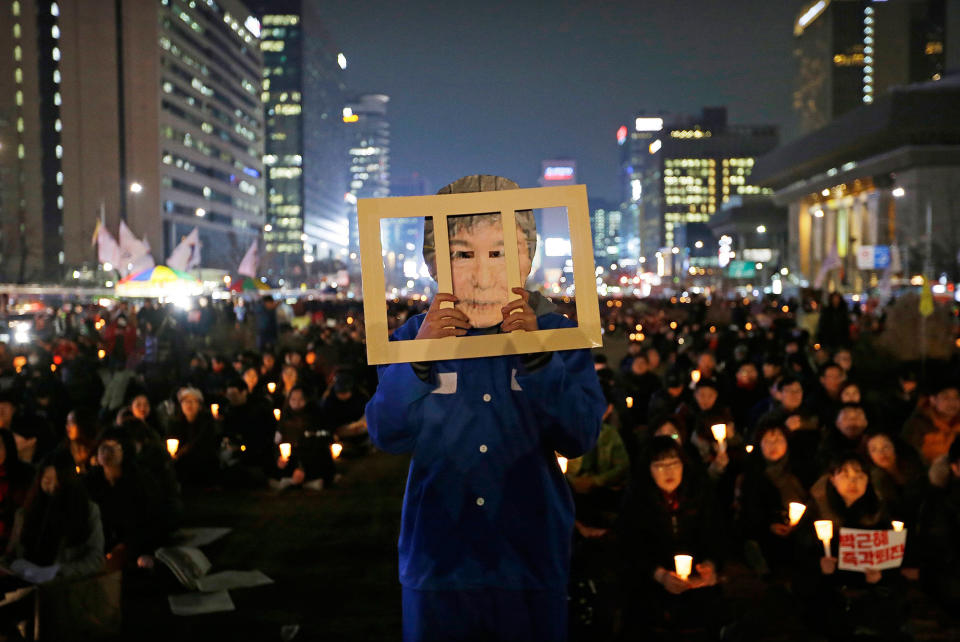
[129,182,143,194]
[756,225,766,234]
[892,187,905,198]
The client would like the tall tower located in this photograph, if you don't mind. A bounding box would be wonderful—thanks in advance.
[251,0,350,275]
[343,93,390,254]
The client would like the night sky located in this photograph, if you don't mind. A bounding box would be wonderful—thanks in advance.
[316,0,805,203]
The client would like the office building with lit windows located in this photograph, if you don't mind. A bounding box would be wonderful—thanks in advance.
[344,93,390,254]
[249,1,350,275]
[793,0,947,134]
[618,108,778,261]
[0,0,265,281]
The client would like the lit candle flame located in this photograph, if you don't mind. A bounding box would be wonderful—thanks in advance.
[274,408,281,421]
[711,424,727,451]
[267,382,276,394]
[279,443,291,460]
[166,438,180,458]
[814,520,833,557]
[691,369,701,384]
[211,403,219,419]
[745,444,754,453]
[330,443,343,459]
[626,396,634,409]
[98,349,106,360]
[674,554,693,581]
[788,502,806,526]
[891,521,904,532]
[557,455,568,474]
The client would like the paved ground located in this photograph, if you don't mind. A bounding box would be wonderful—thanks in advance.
[123,451,960,641]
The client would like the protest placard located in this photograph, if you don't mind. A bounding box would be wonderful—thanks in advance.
[837,527,907,572]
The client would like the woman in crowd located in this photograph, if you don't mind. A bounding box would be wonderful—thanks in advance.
[165,387,219,486]
[738,423,808,576]
[619,436,725,639]
[0,430,34,549]
[272,386,331,491]
[63,407,99,476]
[7,453,104,581]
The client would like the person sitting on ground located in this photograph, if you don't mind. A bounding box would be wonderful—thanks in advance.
[902,380,960,466]
[918,438,960,613]
[0,430,34,550]
[271,386,331,491]
[816,403,869,474]
[165,387,219,487]
[803,453,907,640]
[219,377,274,487]
[320,371,368,451]
[647,368,688,428]
[6,453,104,582]
[62,407,99,476]
[737,423,808,577]
[84,429,167,571]
[618,436,725,639]
[565,397,629,536]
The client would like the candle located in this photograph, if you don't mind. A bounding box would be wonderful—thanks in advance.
[711,424,727,451]
[788,502,807,526]
[674,554,693,581]
[557,455,568,474]
[98,349,106,360]
[211,403,219,419]
[891,521,904,532]
[274,408,282,421]
[745,444,754,453]
[166,438,180,458]
[279,443,291,460]
[267,382,276,394]
[330,443,343,459]
[814,520,833,557]
[626,396,634,409]
[691,369,701,384]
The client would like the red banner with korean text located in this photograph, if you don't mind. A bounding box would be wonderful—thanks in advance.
[837,527,907,572]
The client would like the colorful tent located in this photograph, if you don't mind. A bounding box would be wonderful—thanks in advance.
[229,276,271,293]
[115,265,202,297]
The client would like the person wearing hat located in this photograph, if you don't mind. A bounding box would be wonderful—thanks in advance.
[366,175,605,641]
[647,367,689,428]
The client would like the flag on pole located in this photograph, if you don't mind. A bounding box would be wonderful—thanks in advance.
[118,220,153,275]
[920,276,935,317]
[167,227,201,272]
[97,225,121,268]
[237,239,259,277]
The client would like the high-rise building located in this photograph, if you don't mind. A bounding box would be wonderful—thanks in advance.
[589,199,623,263]
[249,0,350,276]
[343,93,389,254]
[617,108,778,258]
[793,0,947,133]
[0,0,265,282]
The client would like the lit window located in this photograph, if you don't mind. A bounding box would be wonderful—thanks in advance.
[55,144,62,158]
[14,46,21,61]
[51,2,59,16]
[13,23,20,38]
[54,118,61,132]
[52,47,61,61]
[15,68,22,83]
[17,144,24,159]
[15,90,22,106]
[57,195,63,208]
[54,92,61,106]
[52,25,60,38]
[56,171,63,185]
[16,117,23,132]
[12,1,20,16]
[53,69,60,83]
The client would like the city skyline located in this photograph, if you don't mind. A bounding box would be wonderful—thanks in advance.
[315,0,802,203]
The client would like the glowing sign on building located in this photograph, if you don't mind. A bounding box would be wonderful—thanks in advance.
[617,125,628,145]
[635,117,664,132]
[543,166,575,181]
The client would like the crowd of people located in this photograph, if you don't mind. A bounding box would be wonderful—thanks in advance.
[566,293,960,640]
[0,290,958,640]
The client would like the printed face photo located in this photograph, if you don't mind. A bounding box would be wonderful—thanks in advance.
[448,213,533,328]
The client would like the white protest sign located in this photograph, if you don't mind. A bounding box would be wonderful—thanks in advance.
[838,527,906,572]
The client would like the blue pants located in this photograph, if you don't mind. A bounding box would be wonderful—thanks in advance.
[401,587,568,642]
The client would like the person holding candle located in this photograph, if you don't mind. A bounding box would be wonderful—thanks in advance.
[918,438,960,612]
[271,386,333,491]
[802,453,907,639]
[220,377,275,488]
[618,436,725,638]
[366,175,604,642]
[738,424,809,577]
[619,352,663,436]
[165,387,219,487]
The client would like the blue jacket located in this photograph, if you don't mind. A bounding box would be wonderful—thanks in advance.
[367,310,605,591]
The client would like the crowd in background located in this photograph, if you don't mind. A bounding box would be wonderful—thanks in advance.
[0,290,958,640]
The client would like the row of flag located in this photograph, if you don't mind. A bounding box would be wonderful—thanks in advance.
[92,218,258,278]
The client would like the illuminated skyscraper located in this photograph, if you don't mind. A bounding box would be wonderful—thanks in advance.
[344,93,390,254]
[0,0,266,281]
[250,0,349,274]
[793,0,947,133]
[618,108,778,257]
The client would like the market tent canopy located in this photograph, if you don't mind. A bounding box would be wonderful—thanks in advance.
[115,265,202,298]
[228,276,270,293]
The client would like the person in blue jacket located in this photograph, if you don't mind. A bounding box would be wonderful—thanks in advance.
[366,175,605,642]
